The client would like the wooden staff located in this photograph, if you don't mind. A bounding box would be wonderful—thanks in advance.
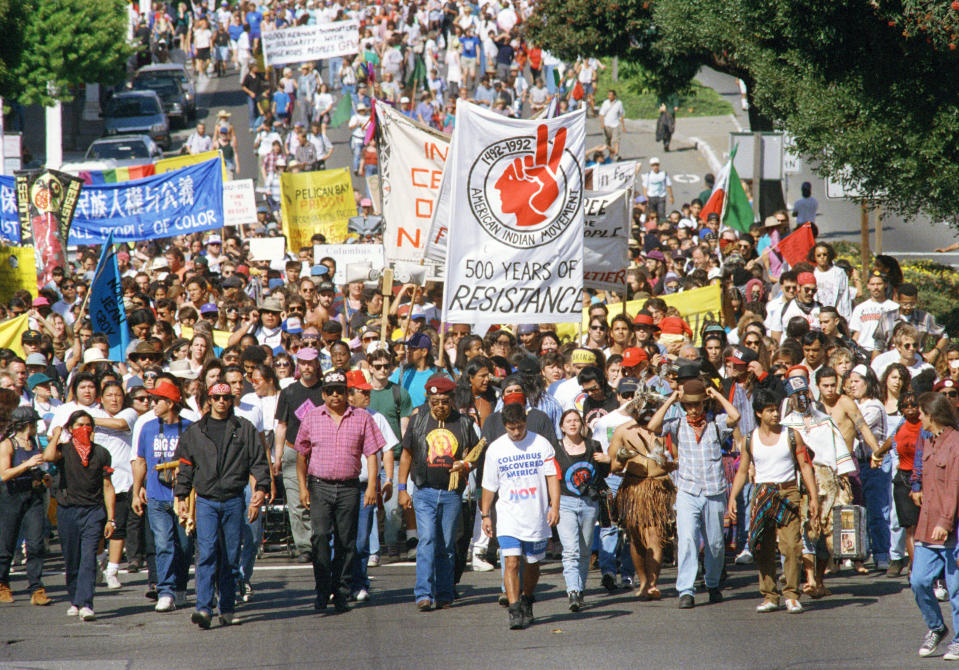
[379,268,394,342]
[448,438,488,491]
[438,322,447,371]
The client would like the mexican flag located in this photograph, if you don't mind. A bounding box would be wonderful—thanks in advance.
[699,146,754,233]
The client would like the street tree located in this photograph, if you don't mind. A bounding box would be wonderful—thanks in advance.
[526,0,959,224]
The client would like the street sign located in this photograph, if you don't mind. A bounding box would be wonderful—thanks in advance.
[783,134,801,174]
[825,166,866,199]
[729,132,783,181]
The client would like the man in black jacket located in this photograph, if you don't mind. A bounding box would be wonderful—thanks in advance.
[175,382,269,629]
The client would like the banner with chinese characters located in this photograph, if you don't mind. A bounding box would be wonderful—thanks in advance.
[0,157,224,245]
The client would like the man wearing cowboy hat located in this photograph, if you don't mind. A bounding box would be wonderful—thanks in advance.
[648,378,741,609]
[397,374,479,611]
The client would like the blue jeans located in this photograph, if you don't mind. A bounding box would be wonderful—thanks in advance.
[328,57,343,88]
[238,484,263,585]
[412,487,461,604]
[861,461,891,563]
[735,482,753,550]
[350,137,364,174]
[58,504,104,610]
[247,96,257,129]
[147,498,193,598]
[886,452,906,561]
[675,490,726,598]
[557,495,598,593]
[0,489,45,592]
[599,475,634,580]
[352,500,375,593]
[911,544,959,641]
[194,495,245,615]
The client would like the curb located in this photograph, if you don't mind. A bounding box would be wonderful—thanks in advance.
[686,135,723,174]
[621,117,726,175]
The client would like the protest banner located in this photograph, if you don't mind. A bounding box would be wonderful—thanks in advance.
[249,236,286,262]
[376,101,449,265]
[441,101,586,324]
[0,158,224,246]
[554,283,722,344]
[583,187,630,293]
[87,232,129,361]
[280,168,354,251]
[0,181,19,245]
[592,160,639,191]
[155,150,229,182]
[423,149,451,267]
[0,313,28,358]
[313,243,385,285]
[223,178,257,227]
[0,246,38,305]
[15,168,83,290]
[262,21,359,67]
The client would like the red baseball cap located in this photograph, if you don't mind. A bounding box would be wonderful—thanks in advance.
[632,312,659,330]
[148,379,181,403]
[346,370,372,390]
[934,378,957,392]
[622,347,648,368]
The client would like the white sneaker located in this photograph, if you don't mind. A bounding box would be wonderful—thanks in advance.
[756,600,781,613]
[355,588,370,602]
[78,607,96,621]
[367,554,379,568]
[66,605,79,616]
[785,599,803,613]
[155,596,175,612]
[174,591,188,607]
[734,549,754,565]
[105,572,121,590]
[472,551,495,572]
[935,580,948,602]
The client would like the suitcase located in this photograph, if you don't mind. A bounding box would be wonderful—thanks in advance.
[832,504,868,561]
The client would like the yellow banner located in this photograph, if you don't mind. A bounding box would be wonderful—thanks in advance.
[180,325,232,349]
[0,314,29,358]
[155,150,230,182]
[555,284,722,345]
[0,246,39,304]
[280,168,354,250]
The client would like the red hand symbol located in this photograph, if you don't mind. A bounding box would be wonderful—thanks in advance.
[494,124,567,227]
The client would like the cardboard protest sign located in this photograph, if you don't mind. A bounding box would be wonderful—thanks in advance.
[313,243,385,285]
[441,101,585,324]
[279,168,354,251]
[223,179,257,227]
[583,187,630,293]
[262,21,359,67]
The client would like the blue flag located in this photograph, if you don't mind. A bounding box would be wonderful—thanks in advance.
[88,232,129,361]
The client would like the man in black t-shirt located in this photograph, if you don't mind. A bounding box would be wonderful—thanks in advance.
[397,375,478,610]
[272,347,324,562]
[241,63,270,131]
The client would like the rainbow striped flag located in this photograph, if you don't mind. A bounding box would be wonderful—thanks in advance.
[78,164,156,186]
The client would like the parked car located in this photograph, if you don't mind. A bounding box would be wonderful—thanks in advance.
[84,135,163,162]
[102,90,170,150]
[134,63,197,120]
[132,76,188,128]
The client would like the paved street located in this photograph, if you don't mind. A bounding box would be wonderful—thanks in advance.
[0,547,948,670]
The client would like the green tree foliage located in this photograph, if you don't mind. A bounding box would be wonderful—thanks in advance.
[14,0,132,105]
[526,0,959,224]
[0,0,28,100]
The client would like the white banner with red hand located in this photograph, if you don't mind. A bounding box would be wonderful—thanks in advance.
[441,101,585,324]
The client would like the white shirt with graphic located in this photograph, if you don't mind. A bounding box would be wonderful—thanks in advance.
[482,431,558,542]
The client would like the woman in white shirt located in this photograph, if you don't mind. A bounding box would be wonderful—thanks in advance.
[192,17,214,77]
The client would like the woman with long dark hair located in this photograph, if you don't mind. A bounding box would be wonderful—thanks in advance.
[453,356,496,428]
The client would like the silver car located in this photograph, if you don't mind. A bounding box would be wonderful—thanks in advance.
[102,90,170,150]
